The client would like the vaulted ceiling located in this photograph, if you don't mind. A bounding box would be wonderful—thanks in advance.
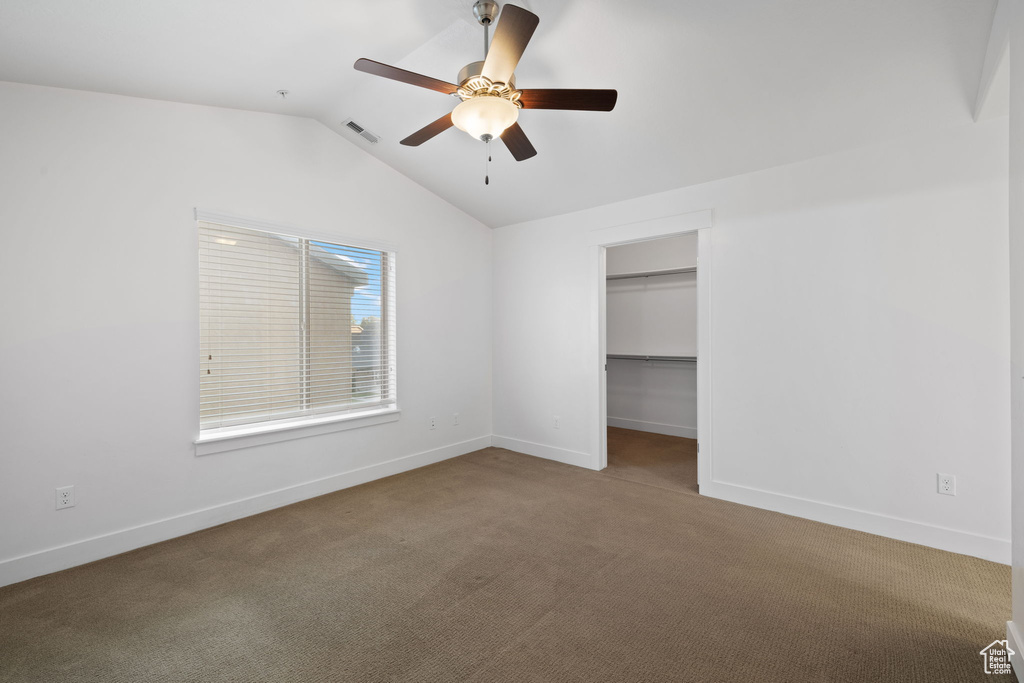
[0,0,1005,227]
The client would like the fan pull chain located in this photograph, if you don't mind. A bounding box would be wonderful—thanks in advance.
[485,139,491,185]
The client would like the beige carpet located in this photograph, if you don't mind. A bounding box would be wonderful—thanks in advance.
[604,426,698,494]
[0,442,1011,682]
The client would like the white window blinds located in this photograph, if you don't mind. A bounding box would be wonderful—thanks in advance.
[199,220,396,431]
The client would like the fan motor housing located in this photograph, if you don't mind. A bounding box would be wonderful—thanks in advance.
[457,61,515,89]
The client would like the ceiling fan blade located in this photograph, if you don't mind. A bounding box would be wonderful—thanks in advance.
[500,122,537,161]
[481,5,539,84]
[354,58,459,95]
[400,113,454,146]
[519,89,618,111]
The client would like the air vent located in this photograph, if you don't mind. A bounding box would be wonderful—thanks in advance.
[342,119,380,144]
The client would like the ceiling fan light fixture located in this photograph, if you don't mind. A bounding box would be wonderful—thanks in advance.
[354,3,615,163]
[451,95,519,142]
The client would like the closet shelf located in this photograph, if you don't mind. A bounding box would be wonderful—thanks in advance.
[606,266,696,281]
[607,354,696,363]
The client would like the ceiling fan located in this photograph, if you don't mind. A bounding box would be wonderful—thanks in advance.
[353,0,617,165]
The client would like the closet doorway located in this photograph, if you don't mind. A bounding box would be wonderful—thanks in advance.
[603,233,699,494]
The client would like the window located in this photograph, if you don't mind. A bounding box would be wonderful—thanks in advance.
[198,219,396,435]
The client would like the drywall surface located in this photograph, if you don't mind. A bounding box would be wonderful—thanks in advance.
[606,234,698,276]
[493,116,1011,561]
[0,82,493,585]
[607,236,698,437]
[607,272,698,356]
[606,359,698,439]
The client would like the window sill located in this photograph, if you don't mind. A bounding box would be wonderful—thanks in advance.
[194,407,400,456]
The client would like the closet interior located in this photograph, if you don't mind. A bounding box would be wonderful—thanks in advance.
[604,234,698,493]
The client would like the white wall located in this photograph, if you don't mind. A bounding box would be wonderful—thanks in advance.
[493,116,1011,562]
[607,236,698,438]
[606,235,699,276]
[1007,0,1024,669]
[0,81,493,586]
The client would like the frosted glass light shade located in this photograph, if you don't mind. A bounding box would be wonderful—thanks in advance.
[451,96,519,141]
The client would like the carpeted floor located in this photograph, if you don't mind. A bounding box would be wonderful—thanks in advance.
[604,426,698,495]
[0,437,1011,682]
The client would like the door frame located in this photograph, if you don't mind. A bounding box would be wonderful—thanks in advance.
[588,209,714,490]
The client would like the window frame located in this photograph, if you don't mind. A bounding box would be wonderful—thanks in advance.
[193,210,399,455]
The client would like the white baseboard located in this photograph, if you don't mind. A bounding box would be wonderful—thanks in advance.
[1008,621,1023,681]
[0,435,492,589]
[700,478,1010,565]
[607,417,697,439]
[491,435,596,470]
[5,433,1007,589]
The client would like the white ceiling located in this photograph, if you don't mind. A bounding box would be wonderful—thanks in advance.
[0,0,1004,227]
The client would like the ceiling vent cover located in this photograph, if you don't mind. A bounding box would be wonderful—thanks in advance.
[343,119,380,144]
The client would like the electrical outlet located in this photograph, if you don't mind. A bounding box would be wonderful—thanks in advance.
[429,416,436,430]
[553,415,560,429]
[453,413,460,426]
[55,485,75,510]
[937,473,956,496]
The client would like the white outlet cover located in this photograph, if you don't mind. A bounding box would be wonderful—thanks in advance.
[55,485,75,509]
[937,473,956,496]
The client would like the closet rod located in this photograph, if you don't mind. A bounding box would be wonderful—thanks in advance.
[607,354,697,363]
[606,266,696,281]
